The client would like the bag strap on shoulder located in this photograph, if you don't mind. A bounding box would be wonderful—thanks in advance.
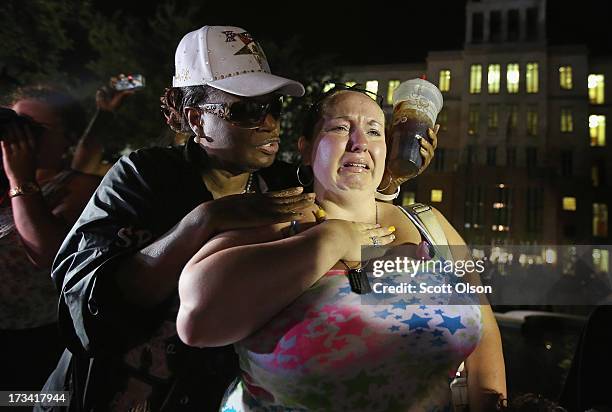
[396,203,454,262]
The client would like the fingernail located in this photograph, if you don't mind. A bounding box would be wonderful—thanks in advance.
[375,224,381,228]
[388,226,396,232]
[415,134,422,140]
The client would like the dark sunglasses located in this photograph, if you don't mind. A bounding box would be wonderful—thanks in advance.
[199,95,284,129]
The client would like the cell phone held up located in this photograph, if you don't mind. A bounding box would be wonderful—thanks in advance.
[111,74,145,91]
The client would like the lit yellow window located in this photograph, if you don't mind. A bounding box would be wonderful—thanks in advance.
[593,248,609,273]
[345,81,356,88]
[593,203,608,237]
[487,64,501,94]
[431,190,443,203]
[507,63,520,93]
[559,66,573,90]
[589,115,606,146]
[561,108,573,133]
[323,82,335,92]
[402,191,416,206]
[439,70,451,92]
[470,64,482,94]
[387,80,400,105]
[527,106,538,136]
[588,74,605,104]
[365,80,379,95]
[562,197,576,211]
[526,62,539,93]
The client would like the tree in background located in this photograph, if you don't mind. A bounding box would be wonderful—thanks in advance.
[0,0,341,161]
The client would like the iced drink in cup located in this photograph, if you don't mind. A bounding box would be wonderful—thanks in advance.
[388,78,443,178]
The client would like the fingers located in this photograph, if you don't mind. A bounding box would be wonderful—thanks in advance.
[428,127,438,150]
[269,192,314,205]
[361,224,396,246]
[265,186,304,198]
[273,198,314,213]
[0,140,10,157]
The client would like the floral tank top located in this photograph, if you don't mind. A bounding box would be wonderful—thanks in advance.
[221,215,483,411]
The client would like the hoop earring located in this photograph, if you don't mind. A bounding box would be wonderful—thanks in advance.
[296,163,314,186]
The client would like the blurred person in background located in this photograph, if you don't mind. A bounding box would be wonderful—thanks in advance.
[0,85,101,390]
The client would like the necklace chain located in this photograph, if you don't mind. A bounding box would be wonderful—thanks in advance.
[242,173,254,194]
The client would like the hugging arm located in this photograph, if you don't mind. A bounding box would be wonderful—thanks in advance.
[177,222,347,347]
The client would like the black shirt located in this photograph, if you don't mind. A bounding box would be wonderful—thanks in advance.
[45,141,297,411]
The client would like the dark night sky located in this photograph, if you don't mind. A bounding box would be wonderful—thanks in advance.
[94,0,612,65]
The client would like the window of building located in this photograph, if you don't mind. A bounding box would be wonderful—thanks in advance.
[592,159,607,187]
[464,186,484,229]
[561,108,574,133]
[505,104,518,137]
[492,184,511,232]
[526,7,538,40]
[527,106,538,136]
[466,145,476,165]
[563,197,577,211]
[323,82,336,92]
[507,63,520,93]
[438,107,448,132]
[589,115,606,146]
[387,80,400,105]
[593,203,608,237]
[487,147,497,166]
[402,191,416,207]
[592,249,609,273]
[487,104,499,134]
[526,147,537,170]
[365,80,379,95]
[439,70,451,92]
[506,147,516,166]
[561,151,573,177]
[490,11,502,42]
[431,190,443,203]
[472,12,484,43]
[470,65,482,94]
[507,9,519,41]
[526,187,543,233]
[526,63,539,93]
[588,74,605,104]
[468,104,480,135]
[488,64,501,94]
[434,148,446,171]
[592,165,600,187]
[559,66,573,90]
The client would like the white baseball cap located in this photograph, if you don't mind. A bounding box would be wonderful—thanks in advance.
[172,25,305,97]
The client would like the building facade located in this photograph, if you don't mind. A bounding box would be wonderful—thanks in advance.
[342,0,610,271]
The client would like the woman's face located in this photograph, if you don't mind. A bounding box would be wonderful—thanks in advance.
[12,99,69,169]
[303,91,386,197]
[196,89,282,173]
